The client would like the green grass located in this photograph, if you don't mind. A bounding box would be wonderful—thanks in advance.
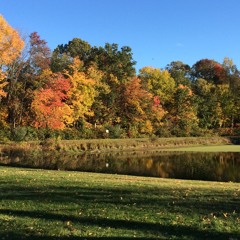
[0,167,239,239]
[160,145,240,152]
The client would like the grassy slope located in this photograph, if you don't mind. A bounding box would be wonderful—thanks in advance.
[160,145,240,152]
[0,136,236,154]
[0,167,239,240]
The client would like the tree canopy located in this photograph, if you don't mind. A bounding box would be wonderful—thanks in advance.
[1,15,240,140]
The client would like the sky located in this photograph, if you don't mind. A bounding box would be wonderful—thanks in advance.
[1,0,240,72]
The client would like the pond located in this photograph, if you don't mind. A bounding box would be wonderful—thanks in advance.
[1,149,240,182]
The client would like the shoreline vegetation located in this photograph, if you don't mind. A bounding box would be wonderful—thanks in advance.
[0,136,239,155]
[0,137,239,183]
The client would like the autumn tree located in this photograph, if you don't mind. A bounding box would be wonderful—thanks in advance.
[116,77,165,136]
[4,37,30,130]
[215,84,236,129]
[53,39,136,80]
[193,78,225,130]
[31,70,71,129]
[52,39,137,129]
[4,32,51,131]
[0,15,24,97]
[89,43,136,127]
[0,15,24,130]
[222,58,240,101]
[139,66,176,105]
[119,77,151,125]
[191,59,227,84]
[28,32,51,74]
[169,84,199,136]
[0,15,24,68]
[64,58,101,128]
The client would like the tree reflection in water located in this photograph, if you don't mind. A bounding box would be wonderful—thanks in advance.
[0,150,240,182]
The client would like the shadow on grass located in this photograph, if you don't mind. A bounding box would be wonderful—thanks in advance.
[0,232,165,240]
[1,177,240,240]
[1,184,239,214]
[0,209,239,240]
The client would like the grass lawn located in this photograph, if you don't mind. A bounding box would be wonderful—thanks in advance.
[0,166,239,240]
[160,145,240,152]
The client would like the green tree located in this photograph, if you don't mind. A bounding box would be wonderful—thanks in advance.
[50,46,72,73]
[166,61,191,86]
[51,38,91,73]
[170,84,199,136]
[89,43,136,81]
[89,43,136,127]
[193,78,221,129]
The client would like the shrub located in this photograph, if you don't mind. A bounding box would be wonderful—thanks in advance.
[0,128,10,143]
[24,127,39,141]
[11,126,28,141]
[58,128,82,140]
[155,127,172,138]
[105,125,126,139]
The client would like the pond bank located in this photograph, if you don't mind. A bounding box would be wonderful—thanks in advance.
[0,136,239,154]
[58,136,239,152]
[0,137,240,182]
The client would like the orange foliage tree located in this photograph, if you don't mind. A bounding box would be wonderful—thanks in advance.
[120,76,165,135]
[31,70,72,129]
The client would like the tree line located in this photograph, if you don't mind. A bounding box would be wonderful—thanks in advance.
[1,15,240,141]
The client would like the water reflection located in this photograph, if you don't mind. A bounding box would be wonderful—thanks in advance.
[1,150,240,182]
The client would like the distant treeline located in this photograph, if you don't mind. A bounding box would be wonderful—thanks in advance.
[1,15,240,141]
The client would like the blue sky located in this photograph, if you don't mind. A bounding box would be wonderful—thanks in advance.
[1,0,240,72]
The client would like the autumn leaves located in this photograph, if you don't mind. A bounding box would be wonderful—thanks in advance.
[0,15,24,97]
[1,15,240,139]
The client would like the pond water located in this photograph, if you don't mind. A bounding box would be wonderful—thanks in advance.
[1,150,240,182]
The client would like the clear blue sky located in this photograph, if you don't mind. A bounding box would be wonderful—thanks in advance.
[1,0,240,72]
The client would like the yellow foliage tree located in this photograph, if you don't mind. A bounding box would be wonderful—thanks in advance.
[170,84,199,135]
[0,15,24,97]
[139,66,176,104]
[64,58,100,126]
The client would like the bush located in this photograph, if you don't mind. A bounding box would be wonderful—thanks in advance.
[80,127,96,139]
[0,128,10,143]
[11,126,28,141]
[24,127,39,141]
[105,125,126,139]
[58,128,82,140]
[127,125,140,138]
[155,127,172,138]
